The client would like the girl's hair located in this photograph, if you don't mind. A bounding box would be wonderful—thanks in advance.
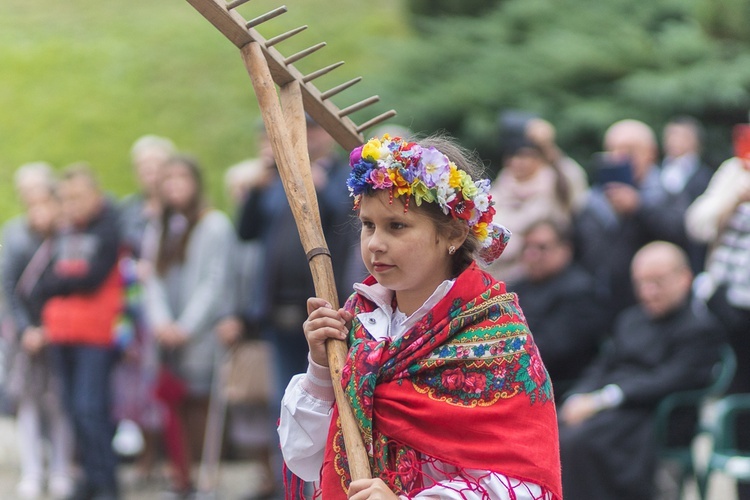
[364,133,487,277]
[419,134,487,276]
[155,154,207,276]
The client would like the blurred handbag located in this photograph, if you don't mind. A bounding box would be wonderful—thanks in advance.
[221,340,273,405]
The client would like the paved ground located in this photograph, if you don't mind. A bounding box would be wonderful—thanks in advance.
[0,416,738,499]
[0,416,273,500]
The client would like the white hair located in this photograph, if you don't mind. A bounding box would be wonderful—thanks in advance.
[130,134,176,160]
[14,161,55,195]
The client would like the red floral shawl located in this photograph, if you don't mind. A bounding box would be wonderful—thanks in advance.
[318,263,562,499]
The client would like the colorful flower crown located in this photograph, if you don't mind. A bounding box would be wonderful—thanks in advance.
[346,134,510,265]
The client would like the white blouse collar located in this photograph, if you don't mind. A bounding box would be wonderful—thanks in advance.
[352,279,455,341]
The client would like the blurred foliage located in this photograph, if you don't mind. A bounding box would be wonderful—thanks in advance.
[379,0,750,176]
[0,0,407,218]
[2,0,750,223]
[406,0,502,19]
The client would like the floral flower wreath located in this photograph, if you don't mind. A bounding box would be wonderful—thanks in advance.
[346,134,510,265]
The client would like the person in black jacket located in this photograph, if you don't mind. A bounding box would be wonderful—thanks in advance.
[558,241,724,500]
[509,219,610,400]
[655,116,714,273]
[235,120,359,497]
[37,165,122,500]
[1,164,77,499]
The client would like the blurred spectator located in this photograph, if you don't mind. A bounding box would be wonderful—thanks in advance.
[686,135,750,500]
[484,137,576,283]
[558,241,723,500]
[509,220,609,400]
[572,119,664,318]
[236,119,358,496]
[119,135,176,256]
[687,151,750,385]
[237,120,357,396]
[144,154,234,497]
[654,116,714,273]
[215,157,276,500]
[223,159,273,210]
[1,164,75,499]
[37,165,122,500]
[12,162,56,206]
[525,117,590,212]
[113,135,176,488]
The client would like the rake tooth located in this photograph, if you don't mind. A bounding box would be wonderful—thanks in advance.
[265,25,308,47]
[356,110,398,133]
[320,77,362,100]
[338,96,380,117]
[225,0,252,9]
[245,6,287,29]
[303,61,345,83]
[284,42,326,65]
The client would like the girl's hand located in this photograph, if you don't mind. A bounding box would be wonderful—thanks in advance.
[348,478,400,500]
[303,297,352,367]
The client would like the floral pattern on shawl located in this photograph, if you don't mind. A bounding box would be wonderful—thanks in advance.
[330,264,556,497]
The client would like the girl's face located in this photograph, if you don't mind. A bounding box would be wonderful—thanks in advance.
[161,162,198,212]
[359,190,458,315]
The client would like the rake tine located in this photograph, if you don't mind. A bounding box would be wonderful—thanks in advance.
[284,42,326,65]
[356,110,397,133]
[303,61,345,83]
[265,25,308,47]
[338,96,380,117]
[320,77,362,100]
[225,0,251,10]
[245,6,287,29]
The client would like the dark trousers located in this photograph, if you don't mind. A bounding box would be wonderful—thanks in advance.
[51,344,118,495]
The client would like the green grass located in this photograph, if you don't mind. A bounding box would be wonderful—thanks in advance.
[0,0,409,218]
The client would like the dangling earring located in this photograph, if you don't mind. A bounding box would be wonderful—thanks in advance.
[448,245,456,255]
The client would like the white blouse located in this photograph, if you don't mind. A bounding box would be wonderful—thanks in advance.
[277,281,550,499]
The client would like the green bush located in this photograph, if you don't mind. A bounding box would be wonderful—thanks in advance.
[0,0,407,218]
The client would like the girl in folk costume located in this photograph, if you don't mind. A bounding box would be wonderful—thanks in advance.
[278,134,562,499]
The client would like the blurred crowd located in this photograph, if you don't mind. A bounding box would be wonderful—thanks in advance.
[0,112,748,500]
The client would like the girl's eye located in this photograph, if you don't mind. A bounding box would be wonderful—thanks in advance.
[390,222,405,230]
[361,221,374,230]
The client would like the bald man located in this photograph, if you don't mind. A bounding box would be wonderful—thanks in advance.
[558,241,724,500]
[573,119,687,320]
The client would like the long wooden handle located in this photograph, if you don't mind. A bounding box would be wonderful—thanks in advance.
[185,0,396,151]
[241,41,372,482]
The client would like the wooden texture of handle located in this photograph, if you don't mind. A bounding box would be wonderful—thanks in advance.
[241,41,372,482]
[185,0,367,150]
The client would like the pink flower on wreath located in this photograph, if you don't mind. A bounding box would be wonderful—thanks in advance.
[464,372,487,394]
[441,368,466,391]
[368,167,393,189]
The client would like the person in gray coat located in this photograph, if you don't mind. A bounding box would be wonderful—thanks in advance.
[144,154,234,497]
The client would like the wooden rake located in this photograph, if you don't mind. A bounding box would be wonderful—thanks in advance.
[186,0,396,488]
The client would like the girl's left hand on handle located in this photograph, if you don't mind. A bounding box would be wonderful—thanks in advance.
[303,297,353,367]
[348,478,400,499]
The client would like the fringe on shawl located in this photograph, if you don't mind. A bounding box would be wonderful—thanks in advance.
[308,441,555,500]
